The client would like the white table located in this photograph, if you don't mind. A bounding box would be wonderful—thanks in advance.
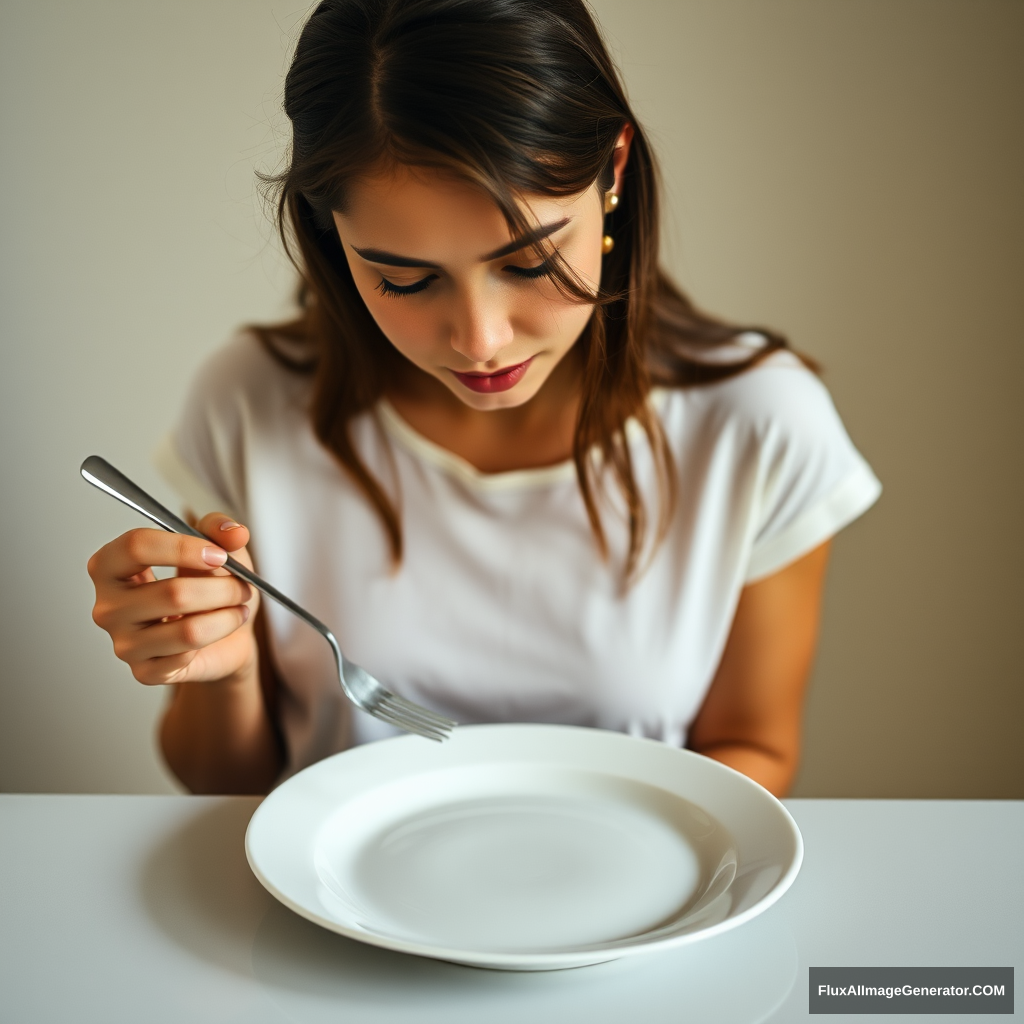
[0,796,1020,1023]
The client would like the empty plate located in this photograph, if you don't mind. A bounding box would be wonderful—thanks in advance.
[245,724,802,970]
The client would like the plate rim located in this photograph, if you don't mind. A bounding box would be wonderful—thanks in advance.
[245,723,804,969]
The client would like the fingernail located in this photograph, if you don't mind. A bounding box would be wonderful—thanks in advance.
[219,520,242,532]
[240,605,251,623]
[202,546,227,567]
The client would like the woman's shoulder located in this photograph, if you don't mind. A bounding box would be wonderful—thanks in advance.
[656,343,881,581]
[657,345,840,441]
[178,330,313,435]
[161,331,317,519]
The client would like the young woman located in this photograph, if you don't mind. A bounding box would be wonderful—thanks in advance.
[87,0,879,797]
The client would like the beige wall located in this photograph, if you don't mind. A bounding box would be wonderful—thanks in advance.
[594,0,1024,797]
[1,1,1020,796]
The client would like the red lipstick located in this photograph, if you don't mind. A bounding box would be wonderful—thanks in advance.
[451,358,533,394]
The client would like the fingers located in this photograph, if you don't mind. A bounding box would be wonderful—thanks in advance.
[129,649,198,686]
[88,527,229,585]
[114,605,252,667]
[92,573,253,633]
[195,512,250,554]
[86,512,260,687]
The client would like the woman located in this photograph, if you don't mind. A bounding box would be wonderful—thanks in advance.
[87,0,879,797]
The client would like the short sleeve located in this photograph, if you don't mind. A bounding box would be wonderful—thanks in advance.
[738,358,881,582]
[152,332,285,522]
[153,432,239,521]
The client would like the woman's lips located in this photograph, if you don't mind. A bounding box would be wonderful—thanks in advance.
[451,358,534,394]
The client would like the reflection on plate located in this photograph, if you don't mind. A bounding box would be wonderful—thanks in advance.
[246,724,802,970]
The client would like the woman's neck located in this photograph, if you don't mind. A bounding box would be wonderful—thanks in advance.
[384,347,583,474]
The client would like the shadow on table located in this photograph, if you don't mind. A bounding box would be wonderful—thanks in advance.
[138,797,270,979]
[251,897,798,1024]
[139,798,798,1023]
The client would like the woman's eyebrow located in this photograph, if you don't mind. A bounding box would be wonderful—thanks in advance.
[351,217,571,269]
[483,217,571,260]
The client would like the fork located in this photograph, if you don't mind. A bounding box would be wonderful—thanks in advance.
[81,456,455,742]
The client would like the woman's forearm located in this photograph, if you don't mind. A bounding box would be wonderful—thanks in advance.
[687,543,829,800]
[159,661,282,794]
[695,740,797,798]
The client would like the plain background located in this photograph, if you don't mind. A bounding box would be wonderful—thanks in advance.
[1,1,1020,797]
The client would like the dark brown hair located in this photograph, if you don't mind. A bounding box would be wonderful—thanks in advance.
[255,0,794,580]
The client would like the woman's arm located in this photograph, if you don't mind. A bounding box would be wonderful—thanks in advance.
[686,541,831,796]
[159,621,283,795]
[88,513,282,794]
[157,518,284,794]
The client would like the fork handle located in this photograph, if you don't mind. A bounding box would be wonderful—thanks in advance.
[80,456,335,643]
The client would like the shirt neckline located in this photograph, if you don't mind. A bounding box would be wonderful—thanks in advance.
[375,390,669,493]
[376,398,579,492]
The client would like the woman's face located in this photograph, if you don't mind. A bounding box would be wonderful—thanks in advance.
[333,166,604,411]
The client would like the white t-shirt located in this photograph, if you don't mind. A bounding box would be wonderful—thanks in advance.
[156,332,880,779]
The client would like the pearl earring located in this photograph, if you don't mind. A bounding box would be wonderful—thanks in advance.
[602,192,618,253]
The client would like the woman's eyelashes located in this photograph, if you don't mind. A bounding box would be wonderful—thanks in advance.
[503,258,555,280]
[376,274,438,298]
[375,257,557,299]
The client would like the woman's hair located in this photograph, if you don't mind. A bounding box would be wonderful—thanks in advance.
[255,0,794,581]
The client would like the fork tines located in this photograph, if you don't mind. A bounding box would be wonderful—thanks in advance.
[374,692,456,742]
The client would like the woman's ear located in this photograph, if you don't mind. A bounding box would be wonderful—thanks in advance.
[612,124,635,197]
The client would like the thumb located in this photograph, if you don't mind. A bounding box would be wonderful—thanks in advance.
[195,512,251,555]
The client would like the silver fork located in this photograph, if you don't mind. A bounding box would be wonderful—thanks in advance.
[81,456,455,742]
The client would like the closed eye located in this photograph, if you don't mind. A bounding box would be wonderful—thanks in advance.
[504,258,555,280]
[376,256,555,296]
[377,274,438,298]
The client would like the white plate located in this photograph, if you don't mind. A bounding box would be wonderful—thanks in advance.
[245,724,802,970]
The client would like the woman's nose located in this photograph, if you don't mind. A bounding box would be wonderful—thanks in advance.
[449,287,514,365]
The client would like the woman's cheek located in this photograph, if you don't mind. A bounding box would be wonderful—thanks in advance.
[367,296,441,364]
[525,285,594,349]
